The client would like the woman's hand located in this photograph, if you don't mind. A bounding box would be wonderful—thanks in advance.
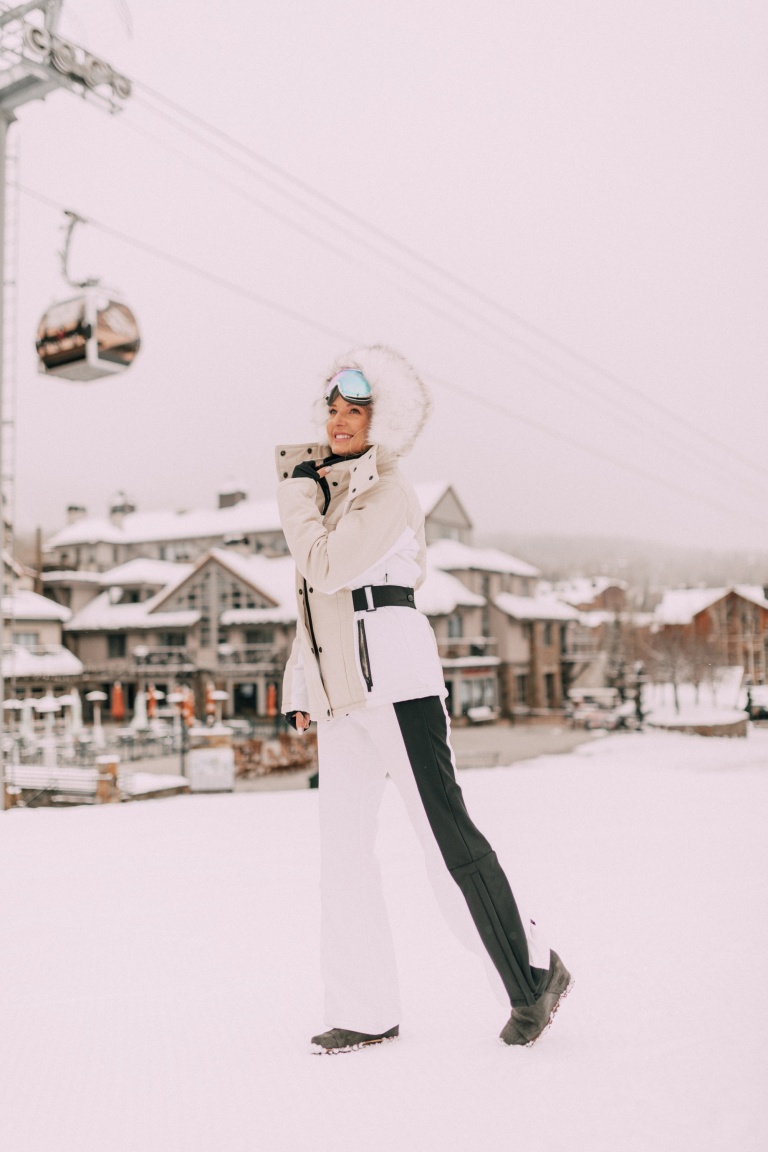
[295,711,311,733]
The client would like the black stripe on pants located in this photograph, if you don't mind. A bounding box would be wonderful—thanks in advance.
[393,696,548,1007]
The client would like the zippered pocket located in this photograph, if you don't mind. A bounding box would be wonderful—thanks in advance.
[357,618,373,691]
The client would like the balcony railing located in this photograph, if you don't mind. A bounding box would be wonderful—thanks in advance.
[436,637,498,660]
[217,644,282,668]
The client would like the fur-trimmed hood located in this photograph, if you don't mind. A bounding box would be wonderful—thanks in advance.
[313,344,432,457]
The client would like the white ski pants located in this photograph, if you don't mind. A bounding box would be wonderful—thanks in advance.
[317,698,550,1035]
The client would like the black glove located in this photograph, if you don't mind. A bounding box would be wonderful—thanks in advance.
[291,460,331,514]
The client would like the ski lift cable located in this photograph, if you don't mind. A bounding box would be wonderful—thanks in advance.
[17,182,768,539]
[128,78,768,483]
[114,114,753,487]
[118,104,768,495]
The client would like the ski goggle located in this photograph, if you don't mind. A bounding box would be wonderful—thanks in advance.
[324,368,372,405]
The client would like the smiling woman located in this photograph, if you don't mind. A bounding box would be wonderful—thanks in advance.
[273,344,573,1055]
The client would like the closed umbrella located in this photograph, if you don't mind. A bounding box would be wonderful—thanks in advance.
[70,688,83,738]
[20,698,35,741]
[111,681,125,723]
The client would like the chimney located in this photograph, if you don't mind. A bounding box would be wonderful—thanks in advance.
[109,490,136,528]
[66,503,87,525]
[218,479,247,509]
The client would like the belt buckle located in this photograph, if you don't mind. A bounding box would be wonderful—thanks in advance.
[363,585,376,612]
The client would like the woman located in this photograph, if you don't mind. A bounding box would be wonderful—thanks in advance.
[276,345,572,1054]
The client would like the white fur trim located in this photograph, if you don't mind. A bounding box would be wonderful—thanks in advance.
[313,345,432,457]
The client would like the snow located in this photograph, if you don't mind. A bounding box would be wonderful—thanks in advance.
[98,558,194,588]
[643,671,748,727]
[654,584,768,626]
[1,643,84,678]
[65,589,201,633]
[428,537,540,577]
[1,728,766,1151]
[45,484,468,552]
[546,576,627,607]
[495,591,580,621]
[412,479,453,516]
[2,588,71,622]
[416,565,485,616]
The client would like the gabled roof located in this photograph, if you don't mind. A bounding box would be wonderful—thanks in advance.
[65,589,201,633]
[428,539,540,578]
[654,585,768,626]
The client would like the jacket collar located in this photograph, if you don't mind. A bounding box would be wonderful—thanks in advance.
[275,443,396,503]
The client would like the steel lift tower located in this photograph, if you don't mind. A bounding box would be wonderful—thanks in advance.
[0,1,131,810]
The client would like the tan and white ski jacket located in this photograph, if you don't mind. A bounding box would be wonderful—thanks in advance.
[276,441,446,720]
[276,344,445,722]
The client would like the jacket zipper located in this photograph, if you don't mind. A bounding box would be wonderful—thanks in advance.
[357,619,373,691]
[303,578,330,703]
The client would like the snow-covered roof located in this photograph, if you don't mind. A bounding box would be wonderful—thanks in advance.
[43,570,104,585]
[65,590,201,633]
[44,498,284,550]
[1,644,83,678]
[550,577,627,607]
[2,589,71,623]
[45,481,470,553]
[428,539,539,578]
[654,585,768,627]
[415,567,485,617]
[98,558,193,588]
[494,593,580,622]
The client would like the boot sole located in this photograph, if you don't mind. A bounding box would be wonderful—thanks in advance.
[523,975,575,1048]
[310,1034,399,1056]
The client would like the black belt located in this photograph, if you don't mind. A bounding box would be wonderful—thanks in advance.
[352,585,416,612]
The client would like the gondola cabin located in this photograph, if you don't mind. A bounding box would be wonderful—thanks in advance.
[36,290,140,381]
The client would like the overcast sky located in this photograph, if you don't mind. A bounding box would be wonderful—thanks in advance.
[4,0,767,551]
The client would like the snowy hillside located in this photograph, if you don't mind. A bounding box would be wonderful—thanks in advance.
[1,730,767,1152]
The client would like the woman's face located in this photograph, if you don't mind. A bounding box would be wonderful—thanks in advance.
[326,395,371,455]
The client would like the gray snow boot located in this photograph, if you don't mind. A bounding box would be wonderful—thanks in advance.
[310,1025,399,1055]
[499,951,573,1047]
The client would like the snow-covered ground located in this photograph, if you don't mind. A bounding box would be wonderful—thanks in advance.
[2,729,767,1152]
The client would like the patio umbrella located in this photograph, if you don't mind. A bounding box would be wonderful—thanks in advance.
[86,689,108,749]
[111,681,125,723]
[147,684,157,720]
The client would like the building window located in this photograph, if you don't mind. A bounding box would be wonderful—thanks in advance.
[156,632,186,648]
[545,672,557,708]
[13,631,39,647]
[108,634,127,658]
[447,612,463,639]
[543,622,553,646]
[460,676,496,713]
[516,673,528,704]
[245,627,274,646]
